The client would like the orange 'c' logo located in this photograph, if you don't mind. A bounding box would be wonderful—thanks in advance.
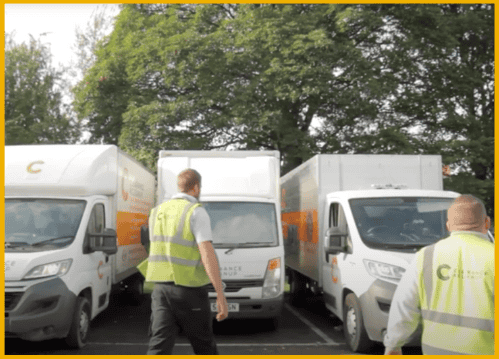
[27,161,44,173]
[98,261,104,279]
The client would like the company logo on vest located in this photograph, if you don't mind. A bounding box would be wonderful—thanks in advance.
[437,264,489,281]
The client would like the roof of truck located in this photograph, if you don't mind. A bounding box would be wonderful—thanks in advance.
[326,189,460,200]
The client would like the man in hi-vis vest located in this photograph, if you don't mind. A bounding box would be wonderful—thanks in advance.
[146,169,228,355]
[384,194,494,355]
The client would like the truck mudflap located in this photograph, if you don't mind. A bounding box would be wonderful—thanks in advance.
[5,277,77,341]
[358,279,422,345]
[209,295,284,320]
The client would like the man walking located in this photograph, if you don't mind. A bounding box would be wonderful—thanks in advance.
[145,169,228,355]
[384,194,494,355]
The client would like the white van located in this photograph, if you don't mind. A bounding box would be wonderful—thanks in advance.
[153,150,284,327]
[281,154,493,352]
[5,145,155,348]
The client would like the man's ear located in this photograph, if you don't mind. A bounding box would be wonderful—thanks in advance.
[485,216,491,230]
[446,221,450,232]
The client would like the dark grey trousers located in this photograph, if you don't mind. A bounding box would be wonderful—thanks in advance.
[147,282,218,355]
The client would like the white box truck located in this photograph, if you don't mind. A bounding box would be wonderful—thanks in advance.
[153,150,284,327]
[281,154,493,352]
[5,145,155,348]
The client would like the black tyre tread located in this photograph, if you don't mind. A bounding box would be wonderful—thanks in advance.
[343,293,374,353]
[289,271,308,307]
[65,296,91,349]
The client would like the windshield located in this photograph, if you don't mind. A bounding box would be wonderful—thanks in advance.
[350,197,455,250]
[203,202,279,247]
[5,199,86,251]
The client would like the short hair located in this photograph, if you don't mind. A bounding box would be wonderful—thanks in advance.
[177,169,202,193]
[447,194,487,231]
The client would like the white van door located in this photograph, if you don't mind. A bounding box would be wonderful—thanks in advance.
[322,200,350,317]
[84,201,112,313]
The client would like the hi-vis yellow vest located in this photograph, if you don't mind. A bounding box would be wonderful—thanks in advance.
[145,198,210,287]
[416,232,494,355]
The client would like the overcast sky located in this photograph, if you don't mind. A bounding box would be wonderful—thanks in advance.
[5,4,121,68]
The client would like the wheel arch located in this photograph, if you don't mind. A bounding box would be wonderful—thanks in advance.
[78,287,93,318]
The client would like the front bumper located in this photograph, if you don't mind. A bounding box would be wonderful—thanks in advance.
[209,295,284,320]
[5,277,77,341]
[359,279,421,345]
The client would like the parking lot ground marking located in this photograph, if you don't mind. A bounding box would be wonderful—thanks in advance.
[284,303,339,345]
[89,342,341,347]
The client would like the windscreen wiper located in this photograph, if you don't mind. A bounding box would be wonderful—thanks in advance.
[31,236,74,247]
[224,242,272,254]
[5,241,30,248]
[386,243,427,251]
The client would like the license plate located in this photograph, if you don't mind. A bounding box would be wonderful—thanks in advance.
[211,302,239,312]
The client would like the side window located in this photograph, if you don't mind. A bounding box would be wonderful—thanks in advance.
[84,204,105,254]
[329,203,339,228]
[87,204,105,234]
[329,202,352,253]
[329,203,346,231]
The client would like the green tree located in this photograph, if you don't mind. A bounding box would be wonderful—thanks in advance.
[73,4,400,172]
[375,4,494,217]
[5,34,80,145]
[73,4,493,218]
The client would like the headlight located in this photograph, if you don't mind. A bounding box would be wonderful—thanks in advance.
[23,259,73,280]
[363,259,405,283]
[262,257,281,298]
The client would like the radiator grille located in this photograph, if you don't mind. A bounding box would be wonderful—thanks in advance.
[5,292,23,311]
[207,280,264,293]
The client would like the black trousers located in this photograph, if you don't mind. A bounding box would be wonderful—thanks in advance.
[147,282,218,355]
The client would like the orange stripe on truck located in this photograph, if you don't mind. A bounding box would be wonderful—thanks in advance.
[117,211,148,246]
[281,210,318,244]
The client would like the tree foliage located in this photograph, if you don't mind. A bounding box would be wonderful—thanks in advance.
[5,34,80,145]
[73,4,494,215]
[373,4,494,218]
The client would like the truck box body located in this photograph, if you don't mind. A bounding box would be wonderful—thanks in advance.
[5,145,155,346]
[282,154,444,285]
[157,151,284,323]
[280,154,488,352]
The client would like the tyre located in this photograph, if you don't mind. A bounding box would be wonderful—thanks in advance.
[289,271,308,307]
[343,292,374,353]
[127,276,145,305]
[269,316,280,330]
[65,296,91,349]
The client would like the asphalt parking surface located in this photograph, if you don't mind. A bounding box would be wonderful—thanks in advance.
[4,292,422,355]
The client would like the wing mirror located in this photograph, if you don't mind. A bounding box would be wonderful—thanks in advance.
[324,227,349,261]
[88,228,118,255]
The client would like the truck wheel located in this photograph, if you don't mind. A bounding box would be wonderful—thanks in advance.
[65,296,91,349]
[289,271,307,307]
[127,276,144,305]
[268,316,280,330]
[343,293,374,353]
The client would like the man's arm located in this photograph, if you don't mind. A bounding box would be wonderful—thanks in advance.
[383,257,421,355]
[198,241,228,321]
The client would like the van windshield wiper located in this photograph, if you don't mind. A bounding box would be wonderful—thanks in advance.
[223,242,272,254]
[5,241,30,248]
[31,236,74,247]
[377,243,427,251]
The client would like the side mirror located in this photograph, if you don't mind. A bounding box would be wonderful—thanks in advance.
[88,228,118,255]
[324,227,348,261]
[140,224,150,249]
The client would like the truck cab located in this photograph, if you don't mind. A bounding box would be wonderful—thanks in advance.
[5,145,155,348]
[156,151,285,327]
[321,189,462,351]
[281,154,493,352]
